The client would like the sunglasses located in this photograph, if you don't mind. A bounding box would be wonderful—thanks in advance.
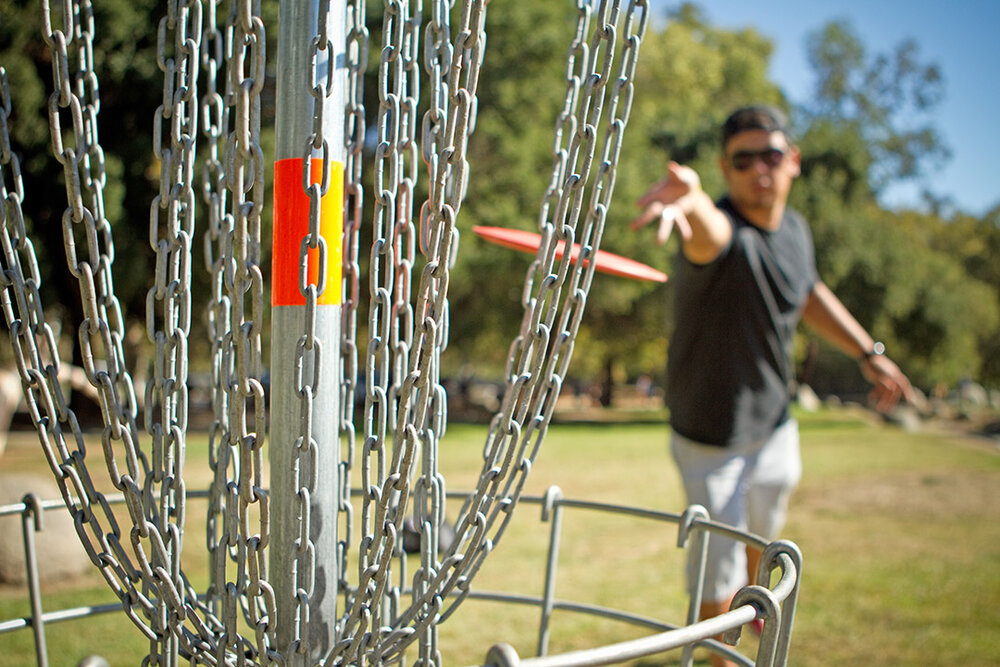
[728,147,785,171]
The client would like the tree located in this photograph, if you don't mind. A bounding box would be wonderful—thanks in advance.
[0,0,162,319]
[0,0,165,417]
[442,0,582,378]
[801,19,949,194]
[920,207,1000,387]
[790,19,1000,392]
[799,201,998,392]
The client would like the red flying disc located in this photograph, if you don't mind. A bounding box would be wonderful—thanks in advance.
[472,226,667,283]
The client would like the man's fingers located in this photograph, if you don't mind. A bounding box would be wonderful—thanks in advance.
[673,207,693,242]
[656,206,692,245]
[656,207,675,244]
[636,177,671,208]
[630,203,663,231]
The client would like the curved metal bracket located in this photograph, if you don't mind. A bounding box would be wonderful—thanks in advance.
[726,585,780,666]
[21,493,45,532]
[485,642,520,667]
[676,504,709,548]
[541,485,563,523]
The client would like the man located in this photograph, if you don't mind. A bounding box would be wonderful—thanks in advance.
[631,106,914,665]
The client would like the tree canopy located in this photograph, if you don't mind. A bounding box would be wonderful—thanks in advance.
[1,0,998,395]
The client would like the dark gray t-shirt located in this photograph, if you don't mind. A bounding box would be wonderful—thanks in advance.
[666,197,818,447]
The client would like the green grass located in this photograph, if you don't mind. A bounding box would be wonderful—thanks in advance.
[2,407,998,665]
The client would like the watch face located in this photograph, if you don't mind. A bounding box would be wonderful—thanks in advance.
[872,341,885,356]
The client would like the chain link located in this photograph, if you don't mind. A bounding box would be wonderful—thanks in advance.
[200,0,235,637]
[332,0,411,660]
[286,0,339,659]
[4,0,274,663]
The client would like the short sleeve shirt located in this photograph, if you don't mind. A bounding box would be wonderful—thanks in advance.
[666,197,819,447]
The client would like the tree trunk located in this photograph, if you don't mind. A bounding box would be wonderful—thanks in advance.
[599,356,615,408]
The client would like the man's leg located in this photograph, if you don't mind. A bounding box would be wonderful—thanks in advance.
[746,544,762,586]
[746,419,802,548]
[745,419,802,636]
[671,431,753,667]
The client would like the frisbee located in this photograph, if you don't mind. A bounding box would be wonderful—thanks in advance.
[472,226,667,283]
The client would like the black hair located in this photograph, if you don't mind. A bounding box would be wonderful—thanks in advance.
[721,105,791,148]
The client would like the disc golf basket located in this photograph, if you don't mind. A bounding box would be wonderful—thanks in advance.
[0,1,801,665]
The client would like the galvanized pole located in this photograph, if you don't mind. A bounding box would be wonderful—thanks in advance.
[271,0,345,661]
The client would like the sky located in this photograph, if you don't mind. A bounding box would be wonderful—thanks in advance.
[649,1,1000,217]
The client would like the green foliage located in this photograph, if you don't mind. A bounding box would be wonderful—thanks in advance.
[802,19,949,190]
[1,0,163,315]
[2,1,998,393]
[566,2,787,385]
[791,19,999,389]
[793,186,998,388]
[442,0,580,376]
[909,207,1000,386]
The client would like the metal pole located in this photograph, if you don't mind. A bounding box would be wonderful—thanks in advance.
[21,495,48,667]
[537,487,565,657]
[271,1,346,661]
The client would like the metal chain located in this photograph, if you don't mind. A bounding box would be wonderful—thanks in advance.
[340,0,368,642]
[389,5,421,658]
[1,1,648,665]
[25,0,174,658]
[3,15,149,647]
[352,0,489,664]
[283,0,337,659]
[422,0,649,632]
[199,0,238,645]
[17,0,272,663]
[146,0,203,659]
[331,0,413,662]
[221,0,271,661]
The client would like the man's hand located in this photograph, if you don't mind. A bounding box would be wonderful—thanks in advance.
[862,354,917,413]
[630,162,700,245]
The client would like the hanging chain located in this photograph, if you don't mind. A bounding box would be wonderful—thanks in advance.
[3,5,154,644]
[146,0,203,658]
[200,0,233,634]
[41,0,166,643]
[422,0,649,632]
[1,1,649,664]
[344,0,489,663]
[220,0,272,661]
[340,0,368,640]
[331,0,413,662]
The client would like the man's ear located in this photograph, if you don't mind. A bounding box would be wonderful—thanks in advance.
[718,155,731,181]
[788,146,802,178]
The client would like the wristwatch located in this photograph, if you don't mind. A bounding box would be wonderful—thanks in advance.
[861,341,885,361]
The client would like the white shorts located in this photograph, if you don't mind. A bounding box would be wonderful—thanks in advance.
[671,418,801,602]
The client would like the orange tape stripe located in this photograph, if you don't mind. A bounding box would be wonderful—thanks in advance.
[272,158,344,307]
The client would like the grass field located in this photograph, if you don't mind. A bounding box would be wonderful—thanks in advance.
[1,406,998,665]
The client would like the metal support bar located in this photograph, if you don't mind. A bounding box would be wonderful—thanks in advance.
[758,540,803,666]
[537,486,565,656]
[271,1,347,661]
[21,494,48,667]
[677,504,710,667]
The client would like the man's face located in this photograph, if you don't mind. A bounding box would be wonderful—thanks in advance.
[720,129,800,215]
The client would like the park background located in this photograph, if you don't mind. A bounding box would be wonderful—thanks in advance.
[1,1,999,665]
[2,0,999,416]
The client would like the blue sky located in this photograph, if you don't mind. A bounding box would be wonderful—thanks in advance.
[649,1,1000,216]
